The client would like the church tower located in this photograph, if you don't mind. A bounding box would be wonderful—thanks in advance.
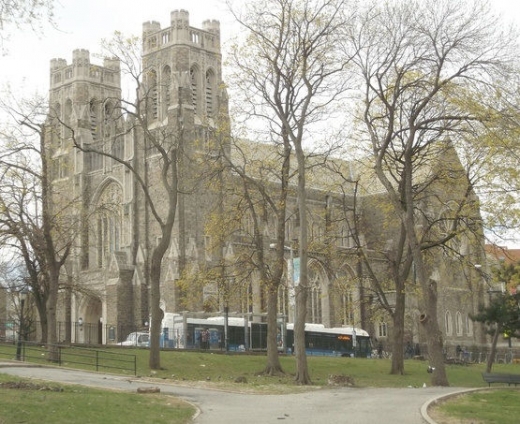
[47,49,136,342]
[46,11,229,343]
[139,10,229,313]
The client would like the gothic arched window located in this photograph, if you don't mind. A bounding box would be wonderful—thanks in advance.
[89,99,99,140]
[103,101,113,138]
[307,265,323,324]
[456,311,463,336]
[96,183,123,268]
[147,69,158,120]
[52,102,62,144]
[190,66,199,115]
[445,310,453,336]
[162,65,172,117]
[205,69,215,117]
[64,99,73,139]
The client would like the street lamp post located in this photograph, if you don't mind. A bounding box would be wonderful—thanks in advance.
[15,291,27,361]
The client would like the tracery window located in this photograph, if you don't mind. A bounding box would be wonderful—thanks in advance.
[64,99,73,139]
[96,183,123,268]
[307,266,322,324]
[445,310,453,336]
[162,65,172,117]
[456,311,463,336]
[378,321,388,338]
[148,70,158,120]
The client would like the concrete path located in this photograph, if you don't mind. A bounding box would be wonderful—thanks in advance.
[0,362,463,423]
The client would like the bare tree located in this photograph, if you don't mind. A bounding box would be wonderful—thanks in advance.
[0,0,54,27]
[219,136,293,375]
[0,0,55,51]
[344,0,517,385]
[0,94,73,360]
[228,0,351,384]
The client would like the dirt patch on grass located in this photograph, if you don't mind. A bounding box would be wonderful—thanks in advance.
[0,381,64,392]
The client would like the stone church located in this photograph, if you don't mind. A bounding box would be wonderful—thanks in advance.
[46,10,487,354]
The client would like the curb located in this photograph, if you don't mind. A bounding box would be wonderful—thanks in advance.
[0,361,43,368]
[420,388,485,424]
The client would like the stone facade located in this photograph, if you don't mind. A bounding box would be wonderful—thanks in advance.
[46,10,487,353]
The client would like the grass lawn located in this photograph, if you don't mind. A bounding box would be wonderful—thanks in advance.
[2,345,520,423]
[0,373,195,424]
[430,389,520,424]
[130,349,518,389]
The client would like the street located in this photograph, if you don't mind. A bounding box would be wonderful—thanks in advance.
[0,363,462,423]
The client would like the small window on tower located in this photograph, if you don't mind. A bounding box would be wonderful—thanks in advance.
[162,31,170,44]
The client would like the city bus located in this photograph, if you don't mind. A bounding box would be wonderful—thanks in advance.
[162,314,371,357]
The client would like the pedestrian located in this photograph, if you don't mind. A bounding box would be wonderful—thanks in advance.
[414,343,421,357]
[405,341,413,358]
[204,328,210,350]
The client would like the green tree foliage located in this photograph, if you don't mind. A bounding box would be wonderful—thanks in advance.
[491,261,520,292]
[472,290,520,372]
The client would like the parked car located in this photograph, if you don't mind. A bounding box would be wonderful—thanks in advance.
[119,331,149,347]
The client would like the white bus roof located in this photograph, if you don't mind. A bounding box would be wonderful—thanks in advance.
[286,323,369,337]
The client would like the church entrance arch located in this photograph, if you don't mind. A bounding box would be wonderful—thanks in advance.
[77,297,103,345]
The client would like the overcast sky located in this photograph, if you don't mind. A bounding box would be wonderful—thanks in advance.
[1,0,519,99]
[1,0,235,96]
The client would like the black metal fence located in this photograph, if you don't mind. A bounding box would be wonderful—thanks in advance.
[0,341,137,375]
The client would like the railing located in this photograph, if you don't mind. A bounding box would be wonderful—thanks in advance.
[448,349,518,365]
[0,341,137,375]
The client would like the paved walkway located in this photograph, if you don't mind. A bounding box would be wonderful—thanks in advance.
[0,361,464,423]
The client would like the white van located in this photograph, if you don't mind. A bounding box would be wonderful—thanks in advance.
[119,331,149,347]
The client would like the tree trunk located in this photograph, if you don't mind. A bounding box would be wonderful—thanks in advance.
[41,129,62,363]
[294,284,311,384]
[263,285,284,375]
[390,284,406,374]
[402,156,448,386]
[486,326,500,373]
[35,301,48,344]
[420,281,449,386]
[46,265,60,362]
[149,248,164,370]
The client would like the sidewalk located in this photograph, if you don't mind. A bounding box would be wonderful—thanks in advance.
[0,360,460,423]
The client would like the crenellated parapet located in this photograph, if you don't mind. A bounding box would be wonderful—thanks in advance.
[142,9,220,55]
[49,49,121,88]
